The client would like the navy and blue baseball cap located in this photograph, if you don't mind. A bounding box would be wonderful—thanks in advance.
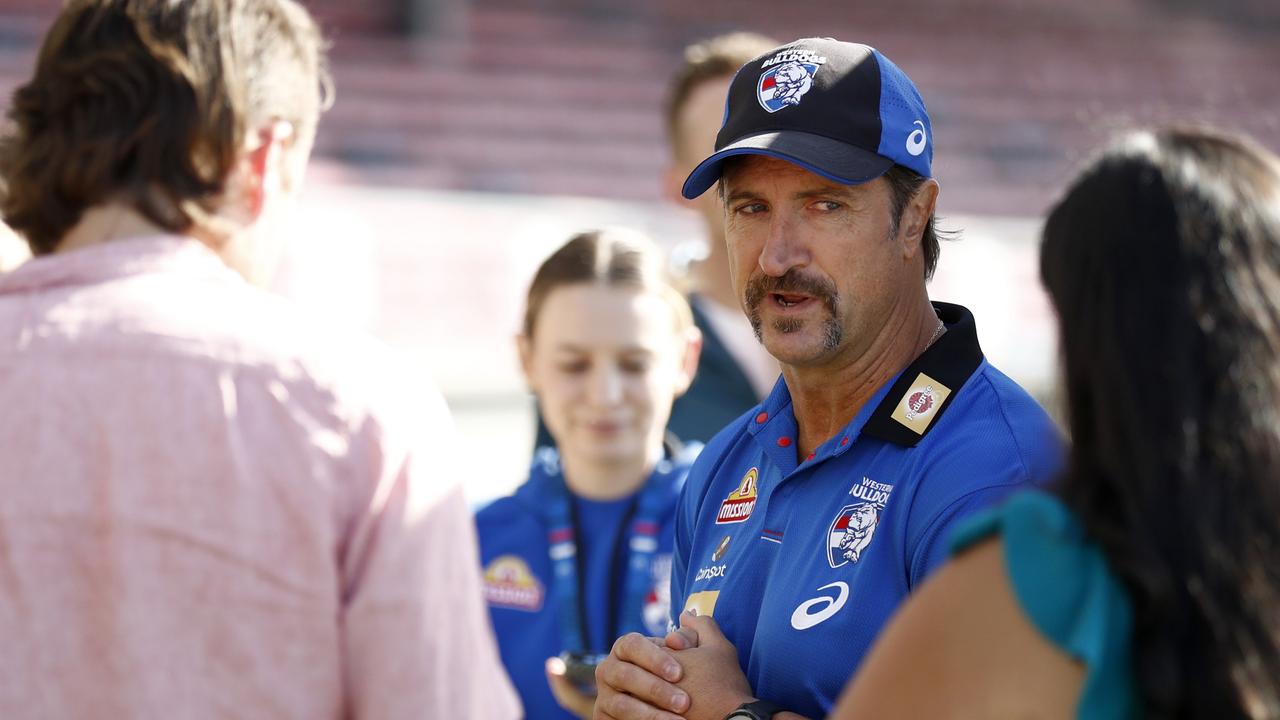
[682,38,933,199]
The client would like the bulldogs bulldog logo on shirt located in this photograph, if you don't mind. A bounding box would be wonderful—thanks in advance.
[826,477,896,568]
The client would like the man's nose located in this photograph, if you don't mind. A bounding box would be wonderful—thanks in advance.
[758,214,809,277]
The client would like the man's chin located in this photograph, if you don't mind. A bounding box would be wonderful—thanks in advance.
[761,332,834,367]
[752,311,843,365]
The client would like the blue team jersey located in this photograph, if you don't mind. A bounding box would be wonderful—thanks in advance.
[670,302,1063,718]
[475,445,700,720]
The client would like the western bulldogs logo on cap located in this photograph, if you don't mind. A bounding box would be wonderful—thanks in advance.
[757,61,819,113]
[755,46,828,114]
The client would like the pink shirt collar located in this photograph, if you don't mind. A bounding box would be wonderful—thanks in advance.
[0,235,236,295]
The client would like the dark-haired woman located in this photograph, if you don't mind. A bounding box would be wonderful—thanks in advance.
[475,228,703,719]
[832,127,1280,718]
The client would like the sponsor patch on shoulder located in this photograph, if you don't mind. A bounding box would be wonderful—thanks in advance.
[716,468,759,524]
[890,372,952,435]
[481,555,544,612]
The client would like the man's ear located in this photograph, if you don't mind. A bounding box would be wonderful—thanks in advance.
[242,120,296,220]
[897,178,939,260]
[673,325,703,398]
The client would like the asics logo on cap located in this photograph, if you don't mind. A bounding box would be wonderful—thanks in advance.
[906,120,928,157]
[790,581,849,630]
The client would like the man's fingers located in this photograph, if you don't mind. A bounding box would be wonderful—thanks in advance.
[611,632,683,682]
[663,625,698,651]
[594,684,688,720]
[596,646,690,714]
[678,611,727,643]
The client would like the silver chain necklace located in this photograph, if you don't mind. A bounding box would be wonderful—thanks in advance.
[926,316,946,348]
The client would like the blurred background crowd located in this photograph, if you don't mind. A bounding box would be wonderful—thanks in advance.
[1,0,1277,501]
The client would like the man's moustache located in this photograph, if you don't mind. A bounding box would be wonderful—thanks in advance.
[744,270,837,310]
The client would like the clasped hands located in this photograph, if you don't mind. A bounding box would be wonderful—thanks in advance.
[593,610,756,720]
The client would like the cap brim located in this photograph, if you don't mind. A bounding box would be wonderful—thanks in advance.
[681,130,894,199]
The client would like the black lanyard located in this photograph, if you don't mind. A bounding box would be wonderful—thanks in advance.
[566,495,638,651]
[537,439,684,653]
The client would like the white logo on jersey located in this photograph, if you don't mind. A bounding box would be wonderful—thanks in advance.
[828,503,881,568]
[906,120,927,156]
[643,554,673,635]
[694,564,728,582]
[790,581,849,630]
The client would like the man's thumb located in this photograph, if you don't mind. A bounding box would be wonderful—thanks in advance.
[679,609,725,642]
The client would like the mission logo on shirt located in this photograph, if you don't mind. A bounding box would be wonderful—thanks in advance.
[481,555,544,612]
[716,468,759,524]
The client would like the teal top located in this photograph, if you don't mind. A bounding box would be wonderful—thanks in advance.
[949,490,1140,719]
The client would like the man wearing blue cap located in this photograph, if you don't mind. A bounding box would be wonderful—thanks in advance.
[593,38,1062,720]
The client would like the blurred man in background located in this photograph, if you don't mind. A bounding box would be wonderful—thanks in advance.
[0,1,517,717]
[662,32,780,443]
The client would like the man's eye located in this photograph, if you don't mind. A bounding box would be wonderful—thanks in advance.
[735,202,767,215]
[813,200,842,212]
[557,362,589,374]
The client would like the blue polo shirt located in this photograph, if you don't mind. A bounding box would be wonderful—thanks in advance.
[670,302,1063,718]
[476,445,699,720]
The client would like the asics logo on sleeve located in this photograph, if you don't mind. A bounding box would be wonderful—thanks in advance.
[790,581,849,630]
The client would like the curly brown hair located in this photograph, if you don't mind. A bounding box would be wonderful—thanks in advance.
[0,0,330,256]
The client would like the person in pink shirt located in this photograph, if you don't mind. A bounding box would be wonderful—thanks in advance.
[0,1,520,718]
